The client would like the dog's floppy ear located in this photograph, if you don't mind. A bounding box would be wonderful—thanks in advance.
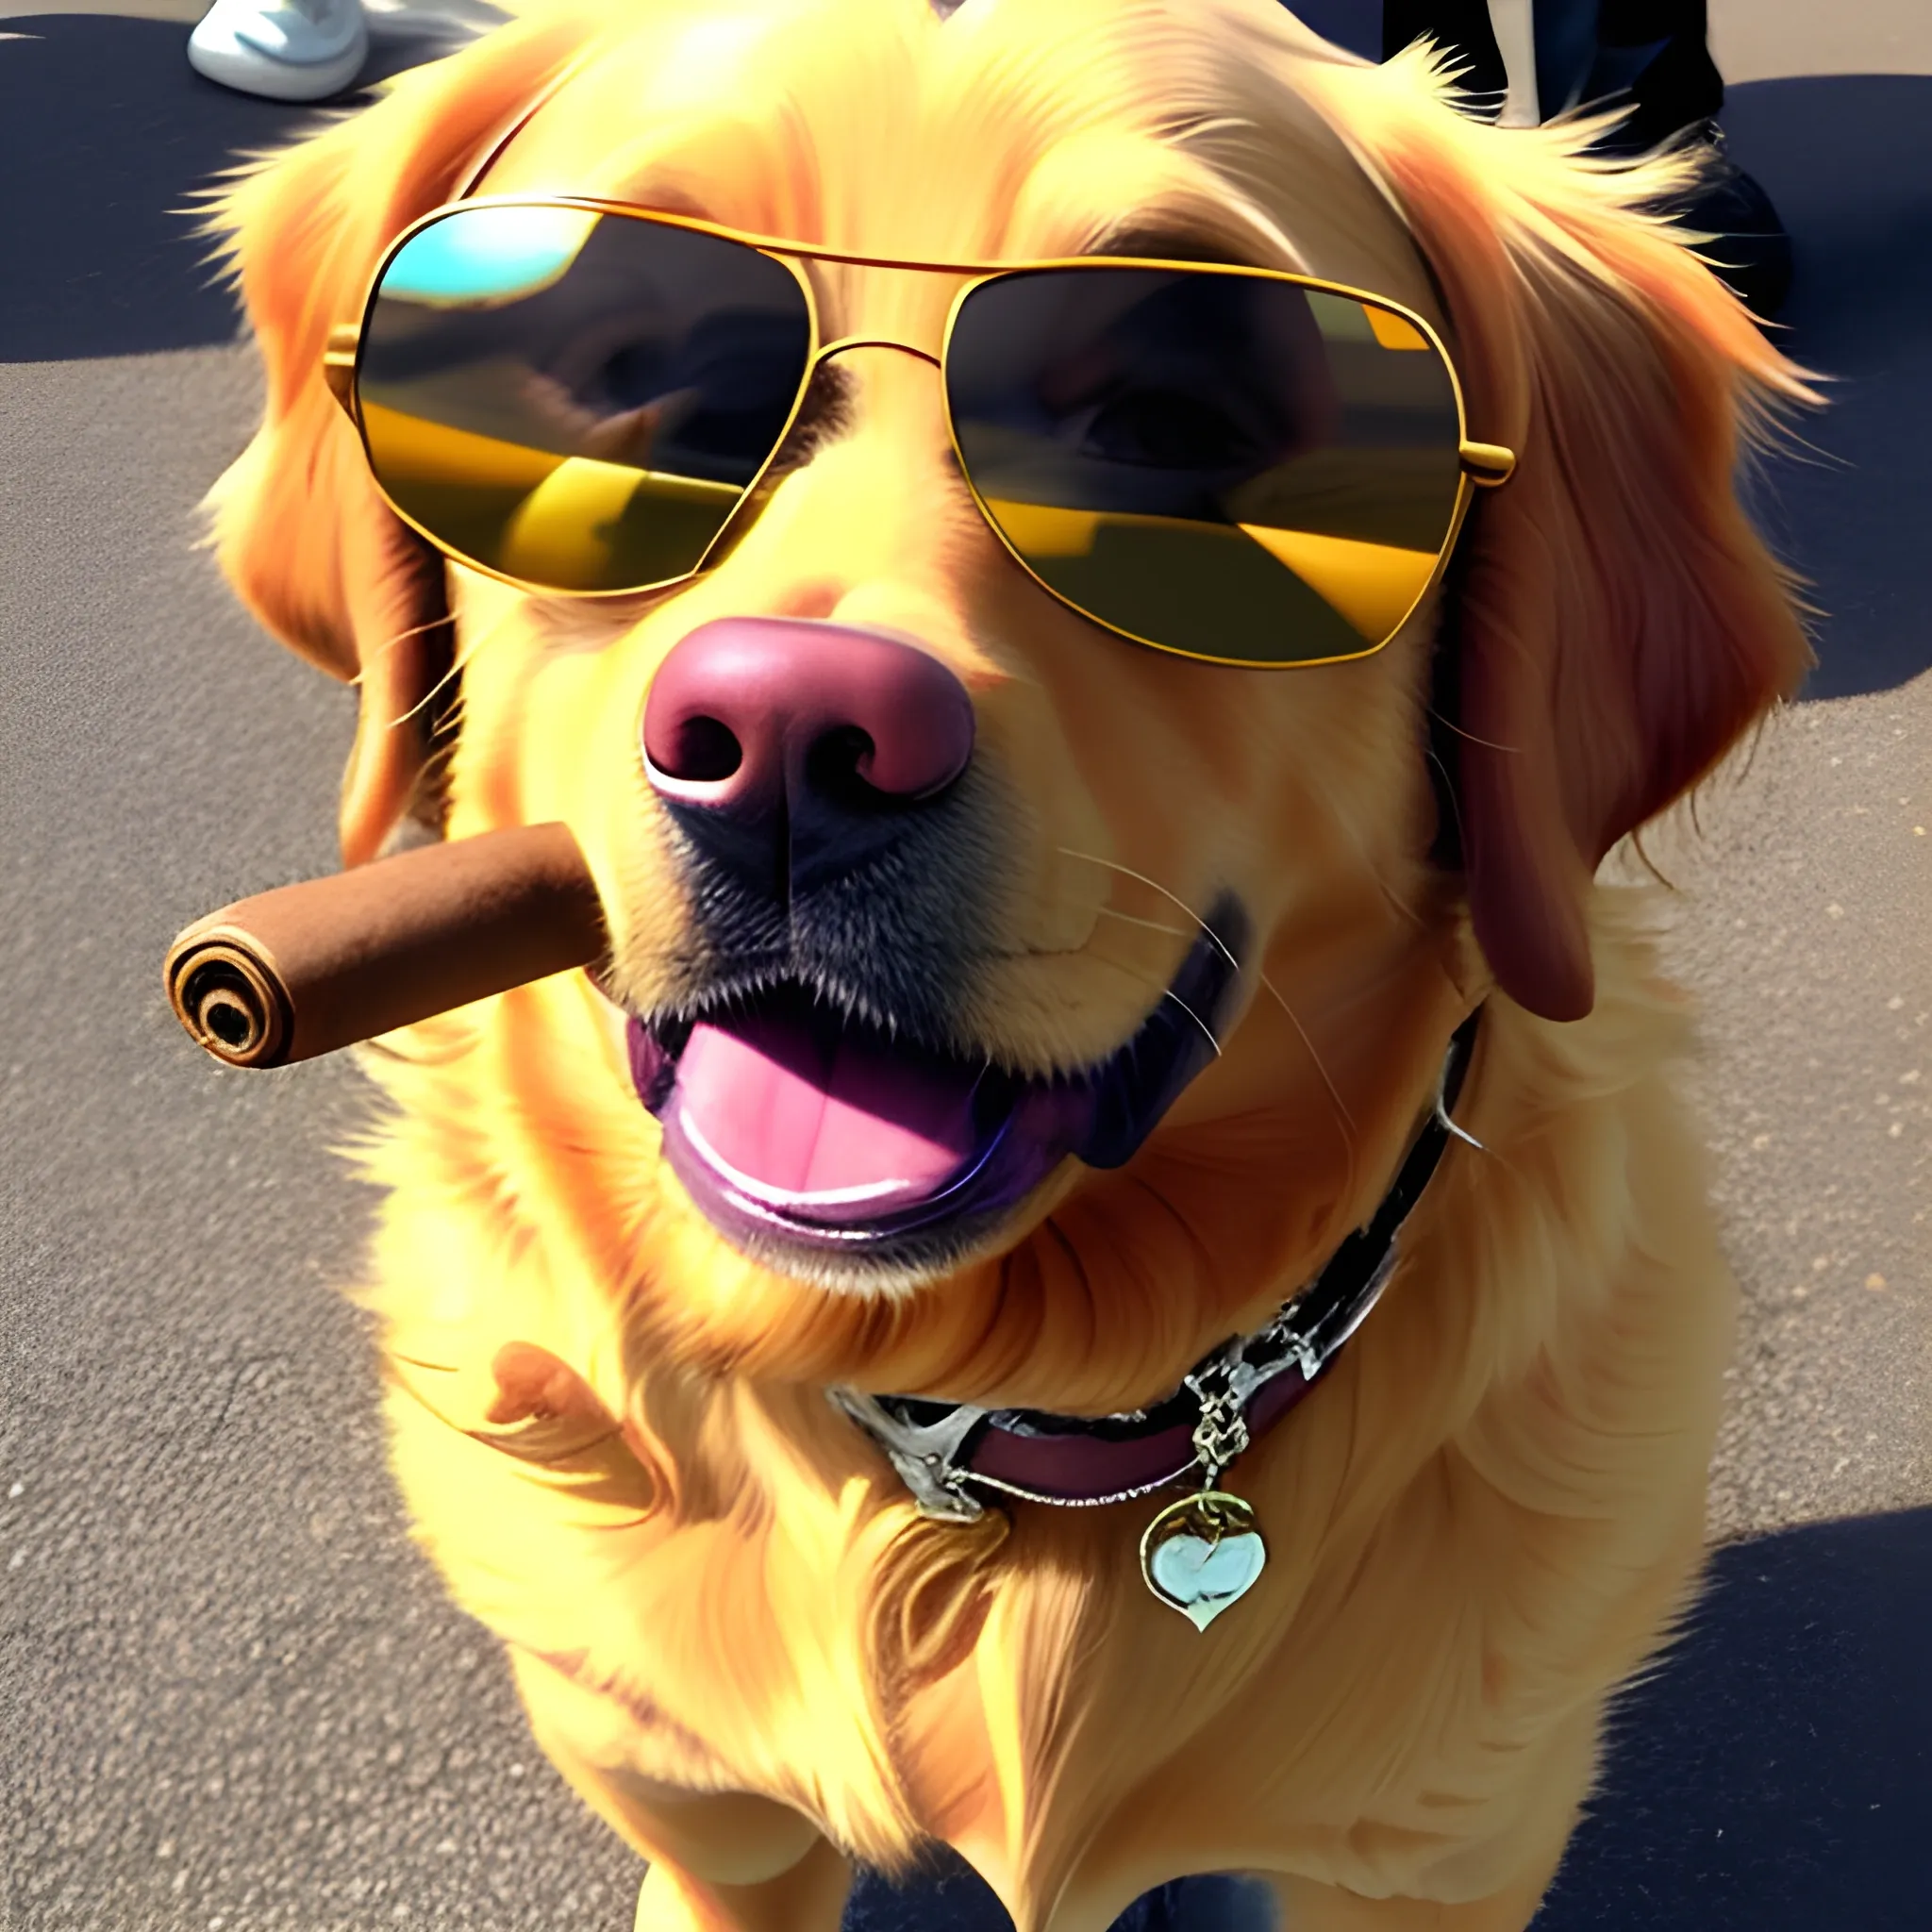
[1335,67,1812,1019]
[207,15,589,864]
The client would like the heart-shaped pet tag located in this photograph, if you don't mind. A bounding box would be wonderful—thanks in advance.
[1140,1491,1267,1631]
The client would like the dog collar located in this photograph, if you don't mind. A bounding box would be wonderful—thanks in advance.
[830,1008,1482,1526]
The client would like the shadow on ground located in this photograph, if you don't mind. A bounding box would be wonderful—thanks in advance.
[0,14,468,361]
[846,1509,1932,1930]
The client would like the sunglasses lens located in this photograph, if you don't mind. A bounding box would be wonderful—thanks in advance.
[358,207,811,591]
[948,268,1466,664]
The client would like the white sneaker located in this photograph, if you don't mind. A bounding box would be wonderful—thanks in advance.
[189,0,369,102]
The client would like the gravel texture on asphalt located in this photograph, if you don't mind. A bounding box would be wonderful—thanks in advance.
[0,345,643,1929]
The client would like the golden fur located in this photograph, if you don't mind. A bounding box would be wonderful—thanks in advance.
[207,3,1812,1926]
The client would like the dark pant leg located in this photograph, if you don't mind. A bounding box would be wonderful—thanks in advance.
[1382,0,1721,142]
[1596,0,1723,148]
[1381,0,1507,95]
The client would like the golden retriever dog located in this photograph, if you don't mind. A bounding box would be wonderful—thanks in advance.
[204,2,1809,1926]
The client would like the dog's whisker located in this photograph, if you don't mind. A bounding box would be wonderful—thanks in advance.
[1057,845,1357,1143]
[1056,848,1242,975]
[1256,965,1357,1141]
[356,615,466,729]
[1092,907,1195,942]
[355,613,449,672]
[1091,908,1276,1058]
[1078,948,1223,1058]
[1425,708,1524,756]
[1162,987,1223,1058]
[1424,745,1468,861]
[1333,825,1429,937]
[1374,874,1428,932]
[384,611,510,732]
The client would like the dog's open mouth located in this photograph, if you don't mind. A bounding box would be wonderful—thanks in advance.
[625,901,1244,1270]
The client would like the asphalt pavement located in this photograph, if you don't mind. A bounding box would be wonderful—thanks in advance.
[2,8,1927,1930]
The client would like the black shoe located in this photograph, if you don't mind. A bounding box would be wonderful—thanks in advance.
[1666,120,1794,319]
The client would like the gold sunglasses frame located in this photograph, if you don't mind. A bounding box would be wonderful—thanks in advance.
[323,196,1515,670]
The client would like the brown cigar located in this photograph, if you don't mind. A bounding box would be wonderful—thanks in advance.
[166,823,607,1069]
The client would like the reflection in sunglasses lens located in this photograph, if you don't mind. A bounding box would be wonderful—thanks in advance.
[358,208,812,591]
[948,268,1465,663]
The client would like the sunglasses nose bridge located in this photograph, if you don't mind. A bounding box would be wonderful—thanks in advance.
[812,334,942,373]
[805,253,962,370]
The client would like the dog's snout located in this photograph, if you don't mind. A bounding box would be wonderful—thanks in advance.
[642,621,974,879]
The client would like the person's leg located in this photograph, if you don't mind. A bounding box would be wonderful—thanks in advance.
[1590,1,1723,152]
[1384,0,1714,139]
[1387,0,1714,135]
[1382,0,1507,96]
[1581,1,1790,317]
[1377,0,1790,315]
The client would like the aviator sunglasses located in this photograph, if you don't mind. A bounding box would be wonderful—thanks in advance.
[324,198,1516,669]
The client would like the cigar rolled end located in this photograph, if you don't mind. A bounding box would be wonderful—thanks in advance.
[165,824,605,1072]
[166,929,294,1069]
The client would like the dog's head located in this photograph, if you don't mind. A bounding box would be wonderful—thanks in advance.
[208,0,1807,1404]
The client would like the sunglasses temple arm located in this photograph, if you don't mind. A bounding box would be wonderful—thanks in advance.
[1458,440,1517,487]
[323,322,360,422]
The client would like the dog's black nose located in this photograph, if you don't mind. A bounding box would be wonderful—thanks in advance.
[641,617,975,896]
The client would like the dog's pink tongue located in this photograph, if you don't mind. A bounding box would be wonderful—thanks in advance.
[672,1012,980,1214]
